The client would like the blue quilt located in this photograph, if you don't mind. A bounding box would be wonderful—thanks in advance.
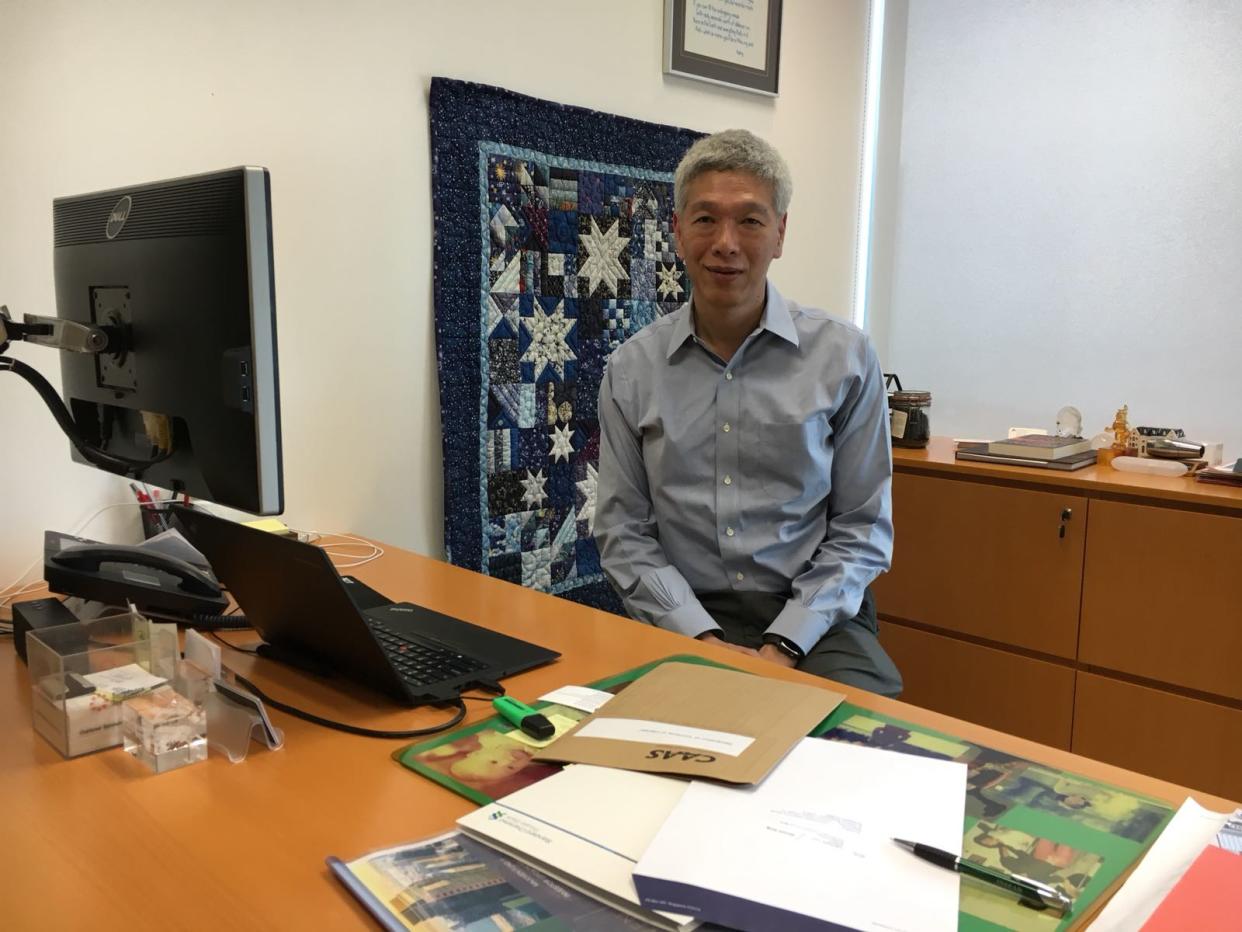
[430,78,702,612]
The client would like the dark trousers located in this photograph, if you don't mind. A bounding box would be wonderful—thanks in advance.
[696,588,903,698]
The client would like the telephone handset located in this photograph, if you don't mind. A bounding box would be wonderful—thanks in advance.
[50,543,221,597]
[43,530,229,618]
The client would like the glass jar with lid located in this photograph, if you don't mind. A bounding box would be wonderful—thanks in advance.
[885,373,932,448]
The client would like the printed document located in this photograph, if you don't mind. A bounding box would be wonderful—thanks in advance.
[634,738,966,932]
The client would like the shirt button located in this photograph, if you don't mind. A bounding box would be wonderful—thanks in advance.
[726,527,735,537]
[736,572,744,581]
[723,475,732,486]
[725,372,734,381]
[722,422,731,433]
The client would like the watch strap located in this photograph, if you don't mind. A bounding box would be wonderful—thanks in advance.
[762,633,804,661]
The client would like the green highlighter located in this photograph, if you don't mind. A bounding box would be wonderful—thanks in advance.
[492,696,556,740]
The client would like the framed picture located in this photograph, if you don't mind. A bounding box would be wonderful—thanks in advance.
[663,0,783,97]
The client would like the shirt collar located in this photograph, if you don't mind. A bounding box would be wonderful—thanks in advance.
[666,281,800,360]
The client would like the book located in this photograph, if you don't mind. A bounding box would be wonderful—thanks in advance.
[1194,460,1242,486]
[328,829,651,931]
[633,738,966,932]
[1142,844,1242,931]
[987,435,1092,459]
[457,764,697,931]
[956,443,1097,471]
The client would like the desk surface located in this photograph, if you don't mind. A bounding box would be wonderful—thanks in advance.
[2,542,1234,930]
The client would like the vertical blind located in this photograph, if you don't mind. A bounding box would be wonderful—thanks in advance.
[876,0,1242,457]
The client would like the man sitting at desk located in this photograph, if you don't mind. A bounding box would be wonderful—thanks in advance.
[594,129,902,697]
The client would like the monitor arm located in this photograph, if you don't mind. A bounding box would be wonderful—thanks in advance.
[1,304,171,476]
[1,305,111,355]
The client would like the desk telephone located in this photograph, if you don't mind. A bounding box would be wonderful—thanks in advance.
[43,530,229,619]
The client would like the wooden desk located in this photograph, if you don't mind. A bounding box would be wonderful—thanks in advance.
[1,543,1233,930]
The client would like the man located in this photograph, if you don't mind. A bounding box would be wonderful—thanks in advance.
[593,128,902,696]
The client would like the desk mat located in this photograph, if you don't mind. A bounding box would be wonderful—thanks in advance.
[814,706,1173,932]
[396,661,1172,931]
[429,77,702,613]
[393,654,734,806]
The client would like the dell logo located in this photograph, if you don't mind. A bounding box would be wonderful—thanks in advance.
[105,195,132,239]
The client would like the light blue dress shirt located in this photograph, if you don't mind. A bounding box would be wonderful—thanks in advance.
[594,282,894,655]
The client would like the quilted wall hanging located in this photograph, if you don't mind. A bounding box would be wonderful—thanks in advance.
[430,78,703,613]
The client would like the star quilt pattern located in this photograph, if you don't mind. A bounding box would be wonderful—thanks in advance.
[430,78,702,612]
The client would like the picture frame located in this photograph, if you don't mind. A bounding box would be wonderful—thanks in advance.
[663,0,783,97]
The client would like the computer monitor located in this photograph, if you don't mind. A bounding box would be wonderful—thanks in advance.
[50,166,283,514]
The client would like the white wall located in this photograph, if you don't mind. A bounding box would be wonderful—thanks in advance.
[873,0,1242,456]
[0,0,870,593]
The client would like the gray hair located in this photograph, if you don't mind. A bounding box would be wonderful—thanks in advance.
[673,129,793,216]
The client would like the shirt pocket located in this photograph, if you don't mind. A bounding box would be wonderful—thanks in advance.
[751,416,831,506]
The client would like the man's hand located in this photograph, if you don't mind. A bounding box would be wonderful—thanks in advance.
[758,642,798,669]
[697,632,761,658]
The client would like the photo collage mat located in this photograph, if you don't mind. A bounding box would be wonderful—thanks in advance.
[817,712,1174,932]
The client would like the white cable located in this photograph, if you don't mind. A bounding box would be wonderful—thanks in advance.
[311,532,385,569]
[0,501,149,609]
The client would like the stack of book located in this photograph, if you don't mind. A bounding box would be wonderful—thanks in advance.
[956,435,1097,471]
[1194,459,1242,487]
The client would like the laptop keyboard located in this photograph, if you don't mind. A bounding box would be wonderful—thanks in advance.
[369,620,488,689]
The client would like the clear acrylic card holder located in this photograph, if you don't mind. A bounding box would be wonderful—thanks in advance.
[205,678,284,762]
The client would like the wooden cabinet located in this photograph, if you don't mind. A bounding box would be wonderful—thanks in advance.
[1080,500,1242,701]
[878,439,1242,799]
[879,623,1076,749]
[876,474,1085,658]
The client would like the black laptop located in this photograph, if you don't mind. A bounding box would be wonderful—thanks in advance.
[171,506,559,704]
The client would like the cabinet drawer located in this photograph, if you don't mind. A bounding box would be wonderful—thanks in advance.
[874,474,1086,657]
[1080,500,1242,700]
[879,622,1075,749]
[1074,672,1242,801]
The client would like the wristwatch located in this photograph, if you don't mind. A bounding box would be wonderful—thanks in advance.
[762,634,804,662]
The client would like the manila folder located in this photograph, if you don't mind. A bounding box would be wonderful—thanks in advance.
[532,661,842,784]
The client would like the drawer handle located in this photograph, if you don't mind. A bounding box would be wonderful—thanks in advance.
[1061,508,1074,521]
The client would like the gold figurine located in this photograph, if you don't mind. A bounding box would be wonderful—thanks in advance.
[1110,405,1132,453]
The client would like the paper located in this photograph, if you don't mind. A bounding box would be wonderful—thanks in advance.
[183,629,221,678]
[458,764,695,931]
[634,738,966,932]
[1091,797,1234,931]
[573,717,753,757]
[83,663,167,701]
[1141,844,1242,931]
[538,684,614,713]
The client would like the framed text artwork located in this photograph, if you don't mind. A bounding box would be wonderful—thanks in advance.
[663,0,783,96]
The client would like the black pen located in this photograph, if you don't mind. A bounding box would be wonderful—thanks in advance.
[892,838,1073,914]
